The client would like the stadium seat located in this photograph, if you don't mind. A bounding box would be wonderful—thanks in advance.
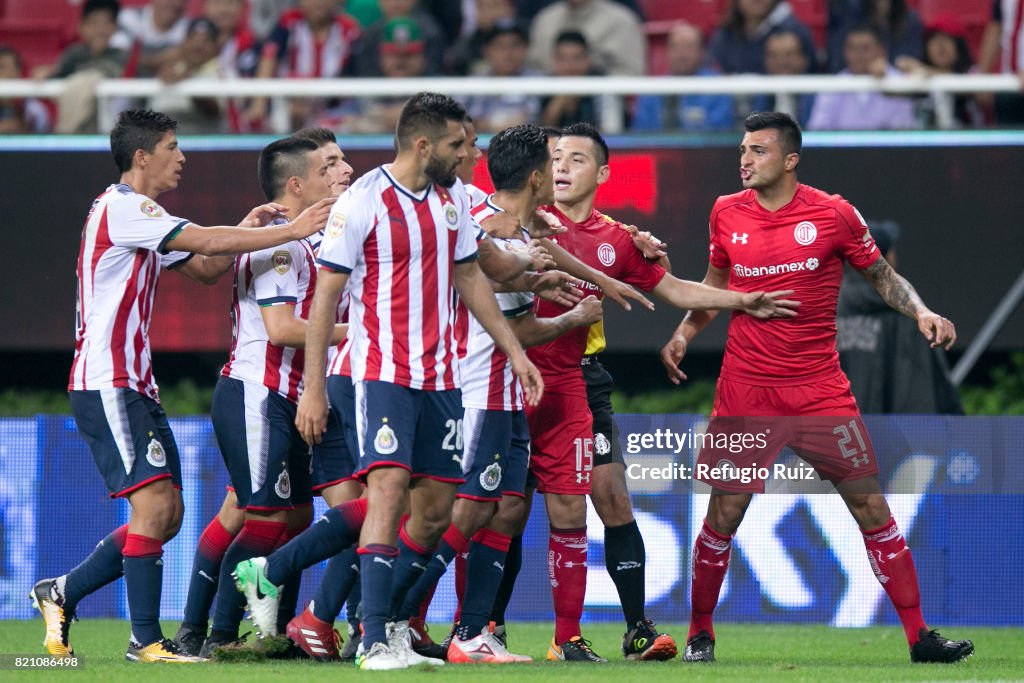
[638,0,726,34]
[3,0,77,24]
[0,19,66,71]
[788,0,827,49]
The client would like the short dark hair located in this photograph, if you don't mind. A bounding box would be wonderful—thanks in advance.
[555,30,588,51]
[258,136,320,202]
[395,92,467,150]
[744,111,802,155]
[560,121,609,165]
[540,125,562,139]
[845,21,884,45]
[482,19,529,47]
[109,109,178,173]
[0,46,22,72]
[293,126,338,147]
[82,0,120,22]
[487,124,551,192]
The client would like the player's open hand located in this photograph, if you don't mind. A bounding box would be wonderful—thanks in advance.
[659,334,689,385]
[512,354,544,407]
[917,311,956,349]
[570,295,603,327]
[740,290,800,319]
[527,209,568,238]
[600,276,655,312]
[290,198,335,239]
[239,202,289,227]
[531,270,584,307]
[626,226,668,261]
[527,239,556,271]
[295,388,329,446]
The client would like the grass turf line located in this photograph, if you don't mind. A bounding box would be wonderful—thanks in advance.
[2,620,1020,681]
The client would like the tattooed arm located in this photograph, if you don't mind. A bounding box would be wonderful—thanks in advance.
[859,258,957,349]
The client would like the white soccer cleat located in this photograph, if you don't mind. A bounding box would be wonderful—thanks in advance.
[357,641,408,671]
[447,626,533,663]
[232,557,281,638]
[387,620,444,666]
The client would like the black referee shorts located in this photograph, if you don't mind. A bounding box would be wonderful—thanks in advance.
[583,355,624,468]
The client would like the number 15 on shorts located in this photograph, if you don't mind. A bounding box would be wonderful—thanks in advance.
[575,437,594,485]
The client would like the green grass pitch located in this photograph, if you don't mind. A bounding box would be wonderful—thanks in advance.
[2,620,1021,681]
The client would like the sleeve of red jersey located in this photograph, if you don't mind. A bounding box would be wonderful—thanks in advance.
[834,199,882,270]
[251,243,300,307]
[608,220,666,291]
[108,194,190,254]
[316,185,374,274]
[707,199,730,270]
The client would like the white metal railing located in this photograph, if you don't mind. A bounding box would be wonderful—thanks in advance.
[0,74,1019,133]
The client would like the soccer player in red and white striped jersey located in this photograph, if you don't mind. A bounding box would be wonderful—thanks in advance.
[294,93,543,671]
[32,109,332,664]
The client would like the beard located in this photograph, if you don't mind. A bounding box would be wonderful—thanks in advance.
[425,152,458,188]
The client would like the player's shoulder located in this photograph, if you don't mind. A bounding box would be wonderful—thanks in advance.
[712,189,758,213]
[105,184,169,219]
[795,184,861,221]
[464,183,489,209]
[591,211,635,243]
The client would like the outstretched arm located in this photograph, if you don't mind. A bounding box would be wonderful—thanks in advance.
[659,263,729,385]
[859,258,956,349]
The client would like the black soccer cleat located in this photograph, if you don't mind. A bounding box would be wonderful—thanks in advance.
[549,636,608,663]
[173,622,207,657]
[910,628,974,663]
[198,628,246,659]
[622,619,678,661]
[683,630,715,662]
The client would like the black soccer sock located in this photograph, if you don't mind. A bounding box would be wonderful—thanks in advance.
[211,520,285,634]
[265,498,366,585]
[311,546,360,623]
[182,517,236,630]
[387,525,433,620]
[122,534,165,646]
[63,524,128,615]
[489,533,522,625]
[605,520,647,625]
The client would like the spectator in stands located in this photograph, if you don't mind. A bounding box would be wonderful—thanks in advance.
[352,0,446,77]
[826,0,923,73]
[517,0,644,25]
[149,18,225,133]
[200,0,261,131]
[329,17,429,133]
[631,22,734,131]
[249,0,295,39]
[464,20,541,132]
[896,14,981,128]
[807,23,916,130]
[708,0,816,74]
[111,0,189,78]
[0,47,50,133]
[750,28,816,126]
[35,0,128,134]
[538,30,606,127]
[248,0,362,129]
[527,0,646,76]
[450,0,518,75]
[979,0,1024,125]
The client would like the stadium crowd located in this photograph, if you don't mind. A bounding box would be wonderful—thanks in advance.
[1,0,1022,134]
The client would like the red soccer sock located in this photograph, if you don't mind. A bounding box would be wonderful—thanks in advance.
[689,519,732,640]
[197,517,236,562]
[862,517,927,645]
[549,526,587,644]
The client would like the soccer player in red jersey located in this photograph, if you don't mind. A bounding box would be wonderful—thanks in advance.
[660,112,972,664]
[528,122,799,663]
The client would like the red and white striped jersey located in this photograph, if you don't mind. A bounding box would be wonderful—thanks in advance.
[263,9,361,78]
[69,184,191,400]
[460,196,534,411]
[318,166,479,390]
[221,227,318,403]
[465,182,488,209]
[996,0,1024,73]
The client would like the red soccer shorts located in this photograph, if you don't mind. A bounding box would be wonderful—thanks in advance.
[697,373,879,493]
[525,389,594,495]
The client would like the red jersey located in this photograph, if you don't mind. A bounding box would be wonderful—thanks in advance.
[529,206,666,392]
[709,183,881,386]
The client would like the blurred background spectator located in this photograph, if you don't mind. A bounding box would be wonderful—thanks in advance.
[112,0,189,78]
[450,0,518,75]
[709,0,816,74]
[538,30,605,127]
[837,219,963,414]
[980,0,1024,125]
[807,23,916,130]
[464,20,540,132]
[749,28,815,125]
[827,0,923,73]
[352,0,445,77]
[249,0,362,130]
[0,47,50,133]
[631,22,734,131]
[897,14,982,128]
[149,17,224,133]
[528,0,646,76]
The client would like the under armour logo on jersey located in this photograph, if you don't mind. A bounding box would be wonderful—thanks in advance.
[732,233,749,244]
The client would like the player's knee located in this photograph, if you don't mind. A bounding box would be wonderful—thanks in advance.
[453,499,495,535]
[707,496,748,535]
[415,504,452,544]
[288,504,314,530]
[548,493,587,528]
[847,493,891,529]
